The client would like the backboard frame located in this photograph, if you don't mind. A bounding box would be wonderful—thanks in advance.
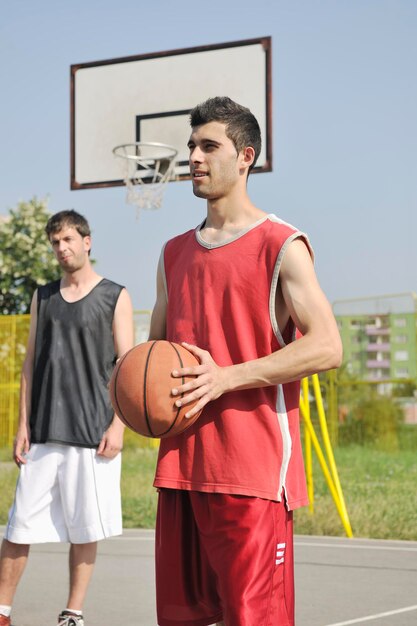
[70,36,272,190]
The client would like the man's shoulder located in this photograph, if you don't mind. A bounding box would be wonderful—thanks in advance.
[37,279,60,298]
[264,213,301,235]
[100,277,124,290]
[165,226,197,248]
[264,214,313,258]
[95,278,125,302]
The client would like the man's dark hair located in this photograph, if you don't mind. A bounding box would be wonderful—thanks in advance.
[45,210,91,239]
[189,96,262,173]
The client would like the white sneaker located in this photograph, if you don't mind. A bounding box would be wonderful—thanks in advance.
[57,611,85,626]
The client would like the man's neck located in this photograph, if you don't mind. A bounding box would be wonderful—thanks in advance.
[60,264,102,301]
[202,195,266,243]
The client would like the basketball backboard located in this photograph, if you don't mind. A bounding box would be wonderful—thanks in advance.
[70,37,272,190]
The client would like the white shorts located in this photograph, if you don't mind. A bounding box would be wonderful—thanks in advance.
[5,443,122,544]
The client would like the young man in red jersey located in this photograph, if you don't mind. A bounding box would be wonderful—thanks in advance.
[149,97,342,626]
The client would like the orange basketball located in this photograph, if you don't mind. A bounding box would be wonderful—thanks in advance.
[109,340,202,438]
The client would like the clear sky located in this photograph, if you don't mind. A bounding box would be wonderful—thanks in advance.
[1,0,416,311]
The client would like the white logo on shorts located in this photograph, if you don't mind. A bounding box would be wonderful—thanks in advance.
[276,542,286,565]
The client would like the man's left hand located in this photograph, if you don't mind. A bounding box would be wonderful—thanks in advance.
[171,342,230,419]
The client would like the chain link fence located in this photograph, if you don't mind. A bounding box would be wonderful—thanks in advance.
[0,315,30,447]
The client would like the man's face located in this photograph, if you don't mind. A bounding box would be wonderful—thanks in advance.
[49,226,91,273]
[187,121,243,200]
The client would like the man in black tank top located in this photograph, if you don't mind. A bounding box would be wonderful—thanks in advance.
[0,211,134,626]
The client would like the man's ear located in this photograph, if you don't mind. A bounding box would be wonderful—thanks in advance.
[240,146,256,173]
[83,235,92,253]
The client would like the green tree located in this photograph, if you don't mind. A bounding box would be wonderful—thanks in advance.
[392,381,416,398]
[351,394,403,451]
[0,197,59,314]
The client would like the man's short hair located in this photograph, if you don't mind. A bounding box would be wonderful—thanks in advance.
[45,210,91,239]
[189,96,262,172]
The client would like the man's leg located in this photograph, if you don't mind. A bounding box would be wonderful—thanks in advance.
[66,542,97,610]
[195,493,294,626]
[156,490,223,626]
[0,539,30,605]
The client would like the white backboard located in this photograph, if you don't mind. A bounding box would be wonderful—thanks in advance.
[70,37,272,189]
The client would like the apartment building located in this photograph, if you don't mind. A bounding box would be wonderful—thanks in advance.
[334,293,417,382]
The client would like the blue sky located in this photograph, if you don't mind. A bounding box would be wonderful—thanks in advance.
[1,0,416,311]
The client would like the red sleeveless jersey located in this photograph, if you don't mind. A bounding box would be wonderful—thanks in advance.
[154,214,312,510]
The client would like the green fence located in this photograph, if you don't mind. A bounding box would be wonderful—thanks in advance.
[0,315,30,447]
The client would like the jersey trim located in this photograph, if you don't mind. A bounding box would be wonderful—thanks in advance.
[195,215,269,249]
[276,384,292,502]
[158,243,168,301]
[268,214,314,348]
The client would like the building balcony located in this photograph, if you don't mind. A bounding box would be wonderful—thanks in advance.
[365,327,390,337]
[366,343,390,352]
[366,359,391,368]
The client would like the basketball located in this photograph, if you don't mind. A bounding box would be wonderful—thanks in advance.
[109,340,203,438]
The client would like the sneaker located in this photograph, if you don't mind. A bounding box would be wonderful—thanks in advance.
[0,616,11,626]
[57,611,85,626]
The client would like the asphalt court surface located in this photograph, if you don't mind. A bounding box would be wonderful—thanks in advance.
[1,528,416,625]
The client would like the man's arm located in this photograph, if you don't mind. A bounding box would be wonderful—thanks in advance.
[172,238,342,417]
[14,292,38,466]
[97,288,134,458]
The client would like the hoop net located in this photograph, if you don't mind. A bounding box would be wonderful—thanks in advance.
[113,142,178,215]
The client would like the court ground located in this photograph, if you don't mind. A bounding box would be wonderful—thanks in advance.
[2,528,416,626]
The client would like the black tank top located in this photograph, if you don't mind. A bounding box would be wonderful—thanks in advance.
[30,278,124,448]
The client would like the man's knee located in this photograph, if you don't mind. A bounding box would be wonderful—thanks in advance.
[1,540,30,558]
[69,542,97,564]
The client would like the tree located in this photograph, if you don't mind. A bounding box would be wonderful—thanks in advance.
[0,197,59,314]
[392,381,417,398]
[351,394,403,451]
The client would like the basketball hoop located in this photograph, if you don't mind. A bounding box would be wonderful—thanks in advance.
[113,142,178,215]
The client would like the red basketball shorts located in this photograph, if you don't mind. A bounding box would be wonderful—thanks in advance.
[155,489,294,626]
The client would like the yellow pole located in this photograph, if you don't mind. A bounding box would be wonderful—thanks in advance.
[299,400,353,537]
[311,374,353,537]
[8,316,17,447]
[301,378,314,512]
[311,376,350,507]
[326,369,338,446]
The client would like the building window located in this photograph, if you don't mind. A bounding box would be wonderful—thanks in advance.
[396,367,409,378]
[395,350,409,362]
[394,335,408,344]
[393,318,407,328]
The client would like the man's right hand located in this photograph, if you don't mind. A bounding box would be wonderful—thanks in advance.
[13,426,31,466]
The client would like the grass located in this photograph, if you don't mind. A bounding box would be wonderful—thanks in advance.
[294,445,417,540]
[121,445,159,528]
[1,443,416,540]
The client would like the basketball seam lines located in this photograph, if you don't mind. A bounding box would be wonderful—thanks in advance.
[112,350,136,431]
[144,341,157,436]
[163,342,183,435]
